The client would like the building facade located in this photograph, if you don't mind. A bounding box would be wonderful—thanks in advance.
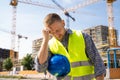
[32,38,43,58]
[0,48,18,71]
[83,25,118,56]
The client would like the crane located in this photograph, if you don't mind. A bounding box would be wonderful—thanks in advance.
[10,0,18,50]
[10,0,18,63]
[106,0,117,47]
[9,0,59,49]
[17,34,28,53]
[9,0,58,52]
[0,28,28,59]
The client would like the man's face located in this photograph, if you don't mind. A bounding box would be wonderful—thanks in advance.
[45,20,66,41]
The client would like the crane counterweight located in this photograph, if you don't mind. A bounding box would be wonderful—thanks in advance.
[10,0,18,6]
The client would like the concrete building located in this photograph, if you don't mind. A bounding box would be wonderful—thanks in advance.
[0,48,18,71]
[31,36,52,58]
[83,25,118,56]
[32,38,43,58]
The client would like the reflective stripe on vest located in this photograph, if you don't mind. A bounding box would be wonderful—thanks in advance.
[71,61,92,68]
[64,74,95,80]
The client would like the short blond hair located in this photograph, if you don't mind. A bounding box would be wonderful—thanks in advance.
[44,13,62,27]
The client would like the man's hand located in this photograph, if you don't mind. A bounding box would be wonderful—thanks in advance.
[38,28,50,64]
[42,28,50,42]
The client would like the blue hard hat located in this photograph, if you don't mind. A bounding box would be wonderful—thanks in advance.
[48,54,70,77]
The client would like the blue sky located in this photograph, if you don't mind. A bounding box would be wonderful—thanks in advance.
[0,0,120,59]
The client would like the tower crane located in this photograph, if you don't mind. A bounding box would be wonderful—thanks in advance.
[10,0,18,50]
[9,0,58,52]
[17,34,28,53]
[0,28,28,59]
[106,0,117,47]
[10,0,18,63]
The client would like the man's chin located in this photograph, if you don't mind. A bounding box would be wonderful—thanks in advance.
[56,37,62,41]
[55,35,63,41]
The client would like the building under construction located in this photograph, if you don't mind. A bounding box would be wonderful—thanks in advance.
[83,25,118,56]
[32,38,43,58]
[0,48,18,71]
[32,36,52,58]
[83,25,120,79]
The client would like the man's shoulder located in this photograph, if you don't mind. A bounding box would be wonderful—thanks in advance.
[81,32,91,38]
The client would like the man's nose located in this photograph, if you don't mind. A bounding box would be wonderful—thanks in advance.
[51,31,57,34]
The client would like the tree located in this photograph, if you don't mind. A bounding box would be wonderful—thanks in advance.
[3,58,13,71]
[21,54,34,70]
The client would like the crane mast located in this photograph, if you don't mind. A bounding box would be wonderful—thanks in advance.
[107,0,117,47]
[10,0,18,64]
[11,6,17,51]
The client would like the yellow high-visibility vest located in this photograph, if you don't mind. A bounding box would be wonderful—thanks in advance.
[49,30,95,80]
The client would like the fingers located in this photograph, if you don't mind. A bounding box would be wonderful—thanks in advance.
[43,27,50,33]
[42,28,50,40]
[42,29,49,34]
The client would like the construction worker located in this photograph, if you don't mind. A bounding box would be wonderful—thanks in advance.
[35,13,106,80]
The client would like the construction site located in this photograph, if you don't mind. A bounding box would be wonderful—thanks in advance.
[0,0,120,80]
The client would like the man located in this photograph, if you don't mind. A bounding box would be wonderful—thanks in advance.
[35,13,106,80]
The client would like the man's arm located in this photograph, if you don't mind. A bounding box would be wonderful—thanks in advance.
[37,29,50,64]
[82,32,106,80]
[34,29,50,72]
[34,56,48,72]
[34,51,52,72]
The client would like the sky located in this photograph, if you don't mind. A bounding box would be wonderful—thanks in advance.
[0,0,120,59]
